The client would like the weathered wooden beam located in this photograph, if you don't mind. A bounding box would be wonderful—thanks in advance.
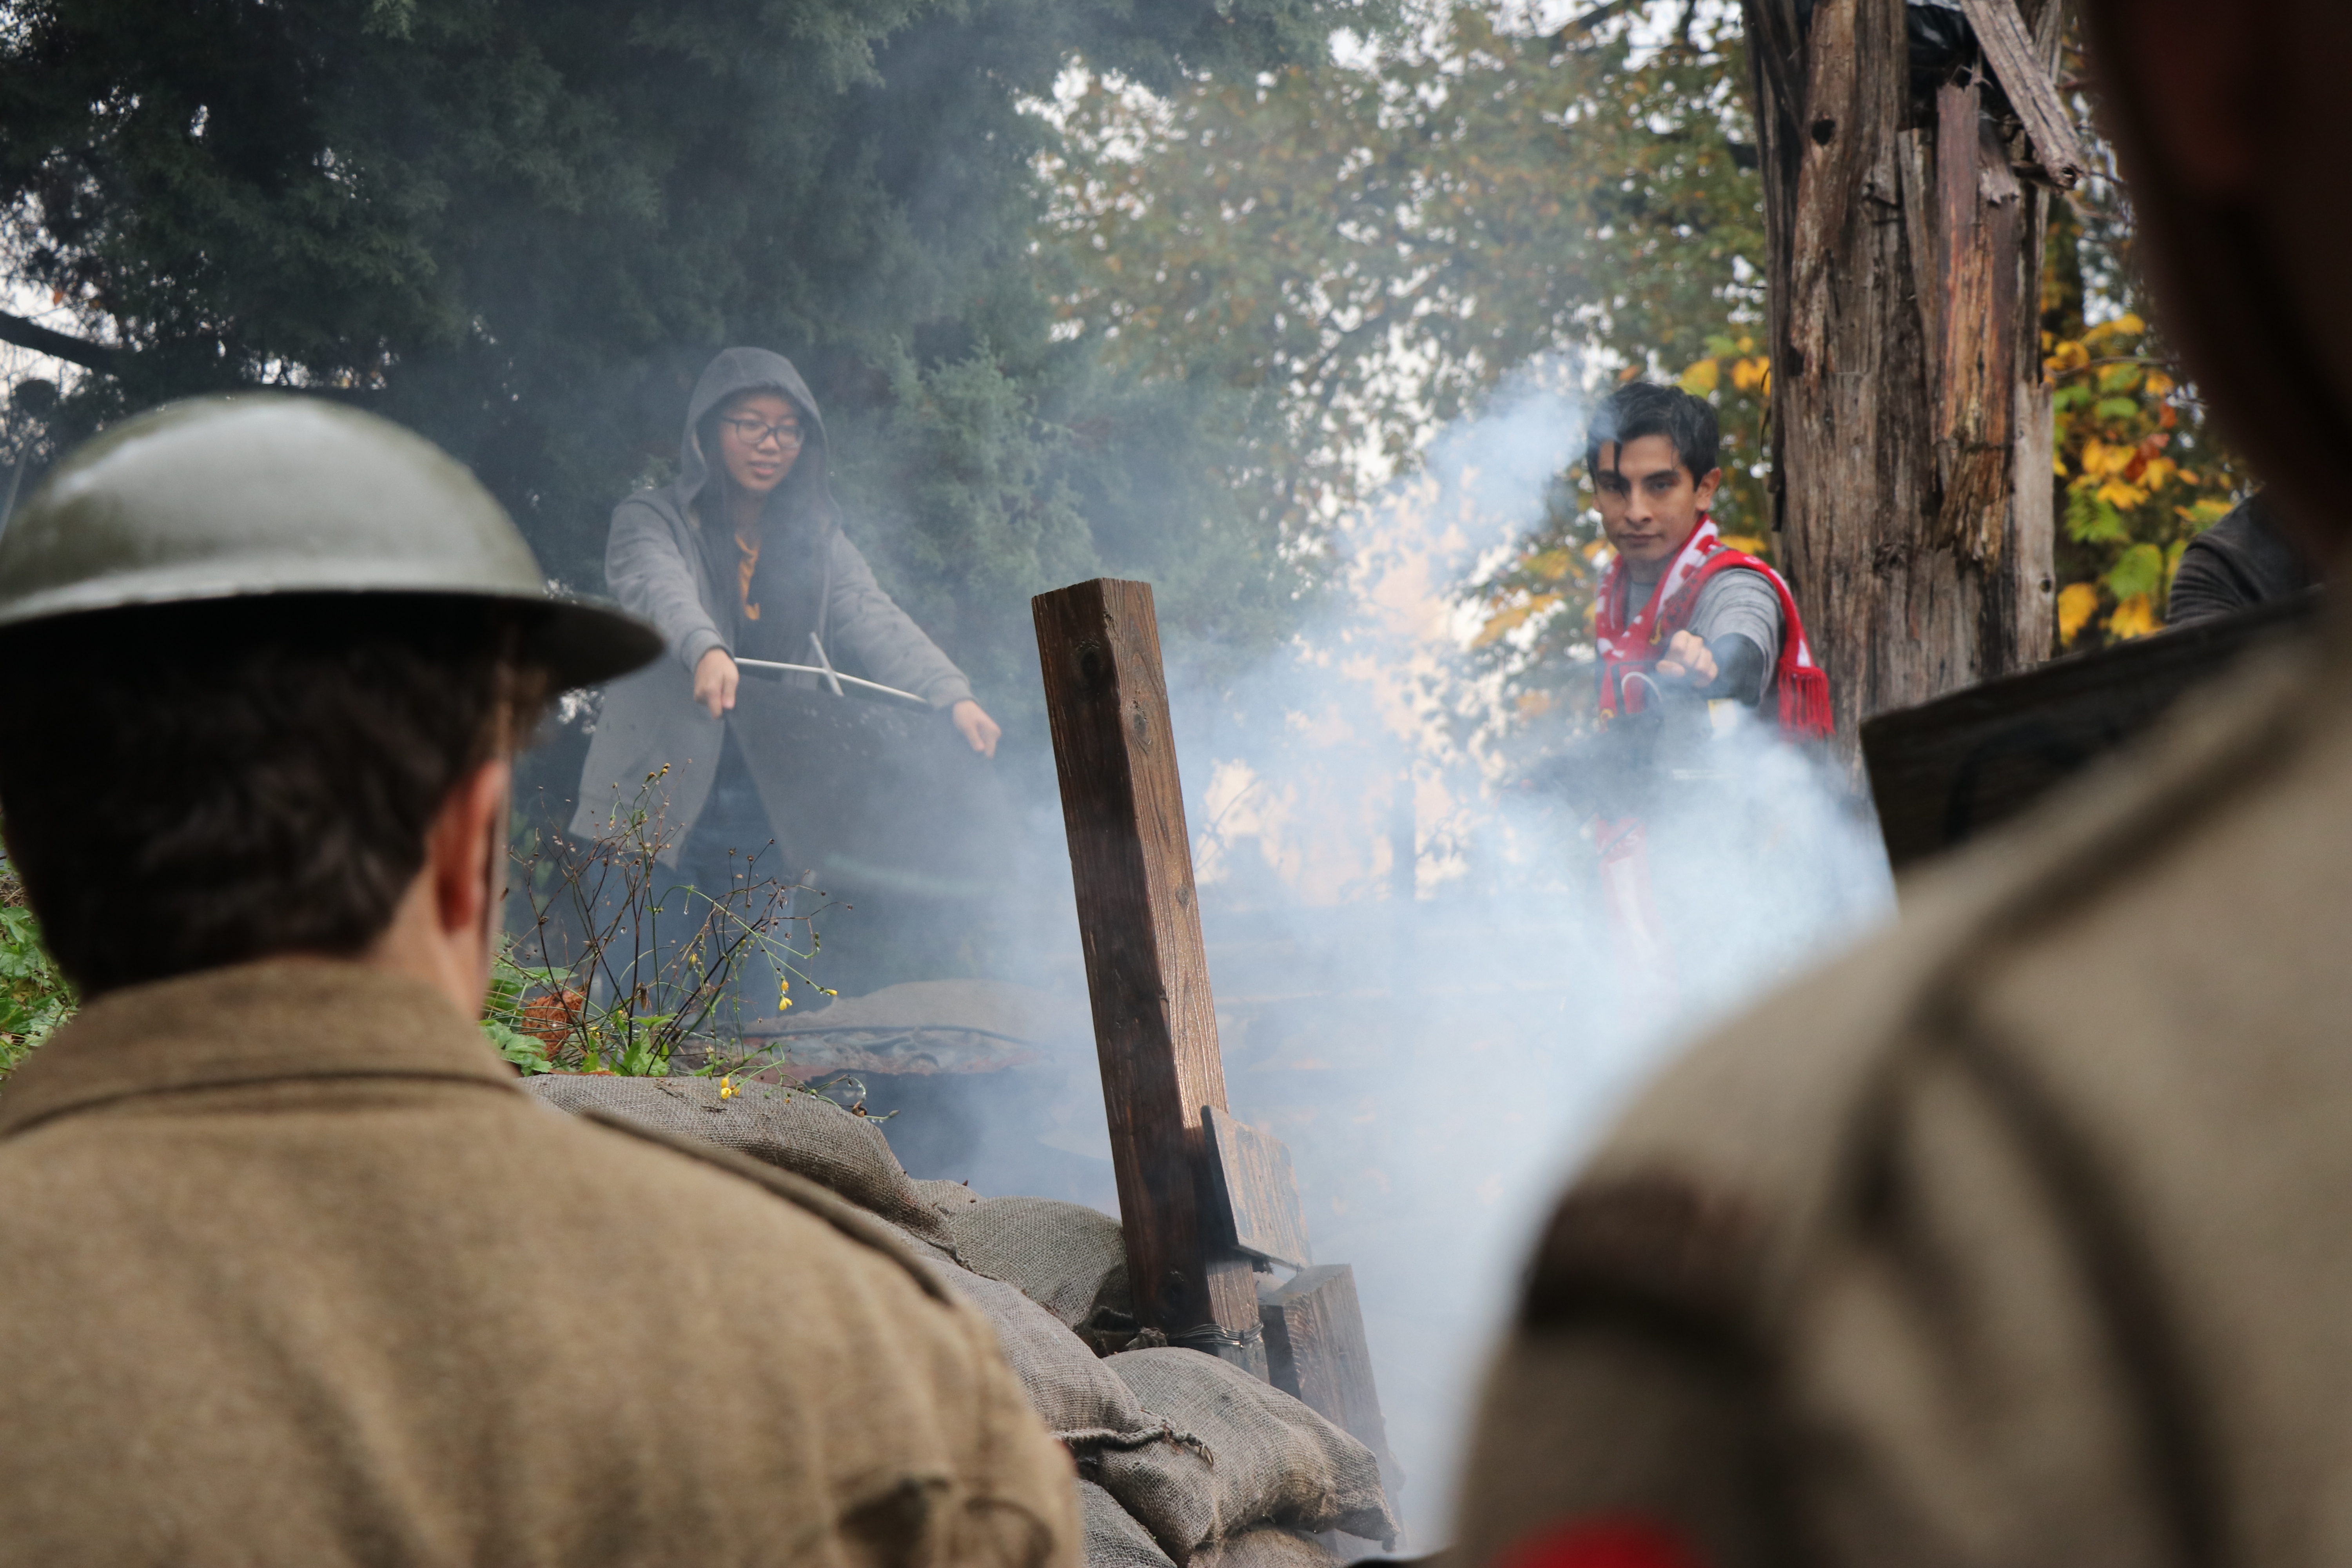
[1933,81,2025,562]
[1205,1106,1313,1271]
[1955,0,2086,189]
[1861,590,2319,871]
[1033,577,1263,1370]
[1261,1266,1403,1504]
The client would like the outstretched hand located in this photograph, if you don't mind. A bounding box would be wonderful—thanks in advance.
[951,699,1002,759]
[1655,630,1718,687]
[693,648,740,718]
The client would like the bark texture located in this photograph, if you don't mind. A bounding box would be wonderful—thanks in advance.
[1745,0,2067,771]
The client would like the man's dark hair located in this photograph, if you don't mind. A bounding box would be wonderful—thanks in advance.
[1585,381,1722,485]
[0,596,550,998]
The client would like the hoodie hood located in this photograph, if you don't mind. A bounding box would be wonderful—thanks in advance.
[677,347,830,521]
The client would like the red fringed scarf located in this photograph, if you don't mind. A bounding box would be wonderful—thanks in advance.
[1593,516,1831,739]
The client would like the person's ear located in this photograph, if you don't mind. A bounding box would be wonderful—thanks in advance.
[1693,467,1724,510]
[428,757,513,944]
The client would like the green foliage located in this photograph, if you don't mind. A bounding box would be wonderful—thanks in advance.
[503,771,834,1076]
[0,899,73,1079]
[2043,297,2250,650]
[1044,4,1763,541]
[1439,5,1765,725]
[0,0,1376,724]
[2037,29,2252,649]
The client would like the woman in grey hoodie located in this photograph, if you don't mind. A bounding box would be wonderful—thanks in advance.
[572,348,998,878]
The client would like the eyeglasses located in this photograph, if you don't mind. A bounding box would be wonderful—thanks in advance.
[721,416,804,452]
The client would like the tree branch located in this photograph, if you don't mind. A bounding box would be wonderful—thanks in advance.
[0,310,122,375]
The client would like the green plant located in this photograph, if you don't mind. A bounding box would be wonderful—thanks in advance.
[492,769,837,1077]
[0,858,74,1079]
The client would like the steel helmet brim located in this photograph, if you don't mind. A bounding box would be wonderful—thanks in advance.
[0,394,661,690]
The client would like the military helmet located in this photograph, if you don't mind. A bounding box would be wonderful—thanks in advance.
[0,394,660,687]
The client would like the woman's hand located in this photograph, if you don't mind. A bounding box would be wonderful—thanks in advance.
[694,648,740,718]
[951,699,1001,758]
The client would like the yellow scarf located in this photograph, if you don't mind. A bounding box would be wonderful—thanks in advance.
[735,523,761,622]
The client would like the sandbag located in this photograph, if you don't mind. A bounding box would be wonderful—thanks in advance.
[914,1176,983,1214]
[1098,1349,1397,1562]
[900,1249,1185,1459]
[1192,1529,1345,1568]
[942,1194,1130,1329]
[1081,1480,1178,1568]
[522,1074,950,1244]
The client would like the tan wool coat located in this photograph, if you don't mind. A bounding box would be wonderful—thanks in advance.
[1455,610,2352,1568]
[0,960,1081,1567]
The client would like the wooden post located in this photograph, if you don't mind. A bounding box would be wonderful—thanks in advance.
[1744,0,2070,771]
[1205,1105,1314,1271]
[1033,577,1263,1370]
[1261,1265,1404,1505]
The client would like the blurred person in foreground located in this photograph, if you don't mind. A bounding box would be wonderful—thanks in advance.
[0,397,1077,1566]
[1455,4,2352,1565]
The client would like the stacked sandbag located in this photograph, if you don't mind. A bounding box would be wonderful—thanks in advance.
[1081,1480,1178,1568]
[521,1075,951,1245]
[914,1176,983,1215]
[1192,1529,1346,1568]
[941,1194,1131,1330]
[1096,1348,1398,1563]
[900,1249,1192,1459]
[524,1076,1394,1568]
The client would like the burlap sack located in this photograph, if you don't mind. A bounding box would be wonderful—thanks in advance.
[522,1075,950,1244]
[915,1177,984,1214]
[1192,1529,1344,1568]
[1098,1349,1398,1562]
[1081,1479,1179,1568]
[898,1248,1189,1459]
[941,1194,1130,1329]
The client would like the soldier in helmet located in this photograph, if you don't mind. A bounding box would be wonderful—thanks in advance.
[0,396,1079,1564]
[1452,4,2352,1566]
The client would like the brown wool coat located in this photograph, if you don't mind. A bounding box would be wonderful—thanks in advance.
[0,960,1081,1567]
[1455,610,2352,1568]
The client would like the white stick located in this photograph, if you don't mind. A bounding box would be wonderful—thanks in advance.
[733,658,927,707]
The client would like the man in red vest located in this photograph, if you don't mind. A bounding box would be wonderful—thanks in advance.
[1588,381,1829,739]
[1570,382,1832,1007]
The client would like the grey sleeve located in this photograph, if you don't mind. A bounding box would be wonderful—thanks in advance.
[607,499,728,674]
[823,532,976,710]
[1688,571,1782,705]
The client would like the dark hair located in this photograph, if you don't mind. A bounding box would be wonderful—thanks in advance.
[0,596,548,997]
[1585,381,1721,485]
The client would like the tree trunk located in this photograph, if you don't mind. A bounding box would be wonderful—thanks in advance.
[1744,0,2066,773]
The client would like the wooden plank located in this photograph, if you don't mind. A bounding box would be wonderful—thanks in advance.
[1260,1266,1403,1504]
[1205,1107,1313,1271]
[1955,0,2085,189]
[2008,376,2056,668]
[1861,591,2320,872]
[1033,577,1263,1370]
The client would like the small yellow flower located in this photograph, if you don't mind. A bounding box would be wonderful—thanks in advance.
[719,1076,738,1100]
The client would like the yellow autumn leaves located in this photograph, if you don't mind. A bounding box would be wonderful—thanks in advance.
[2047,312,2247,648]
[1676,341,1771,399]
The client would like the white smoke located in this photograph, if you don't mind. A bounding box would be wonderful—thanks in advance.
[1154,361,1895,1541]
[854,358,1895,1546]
